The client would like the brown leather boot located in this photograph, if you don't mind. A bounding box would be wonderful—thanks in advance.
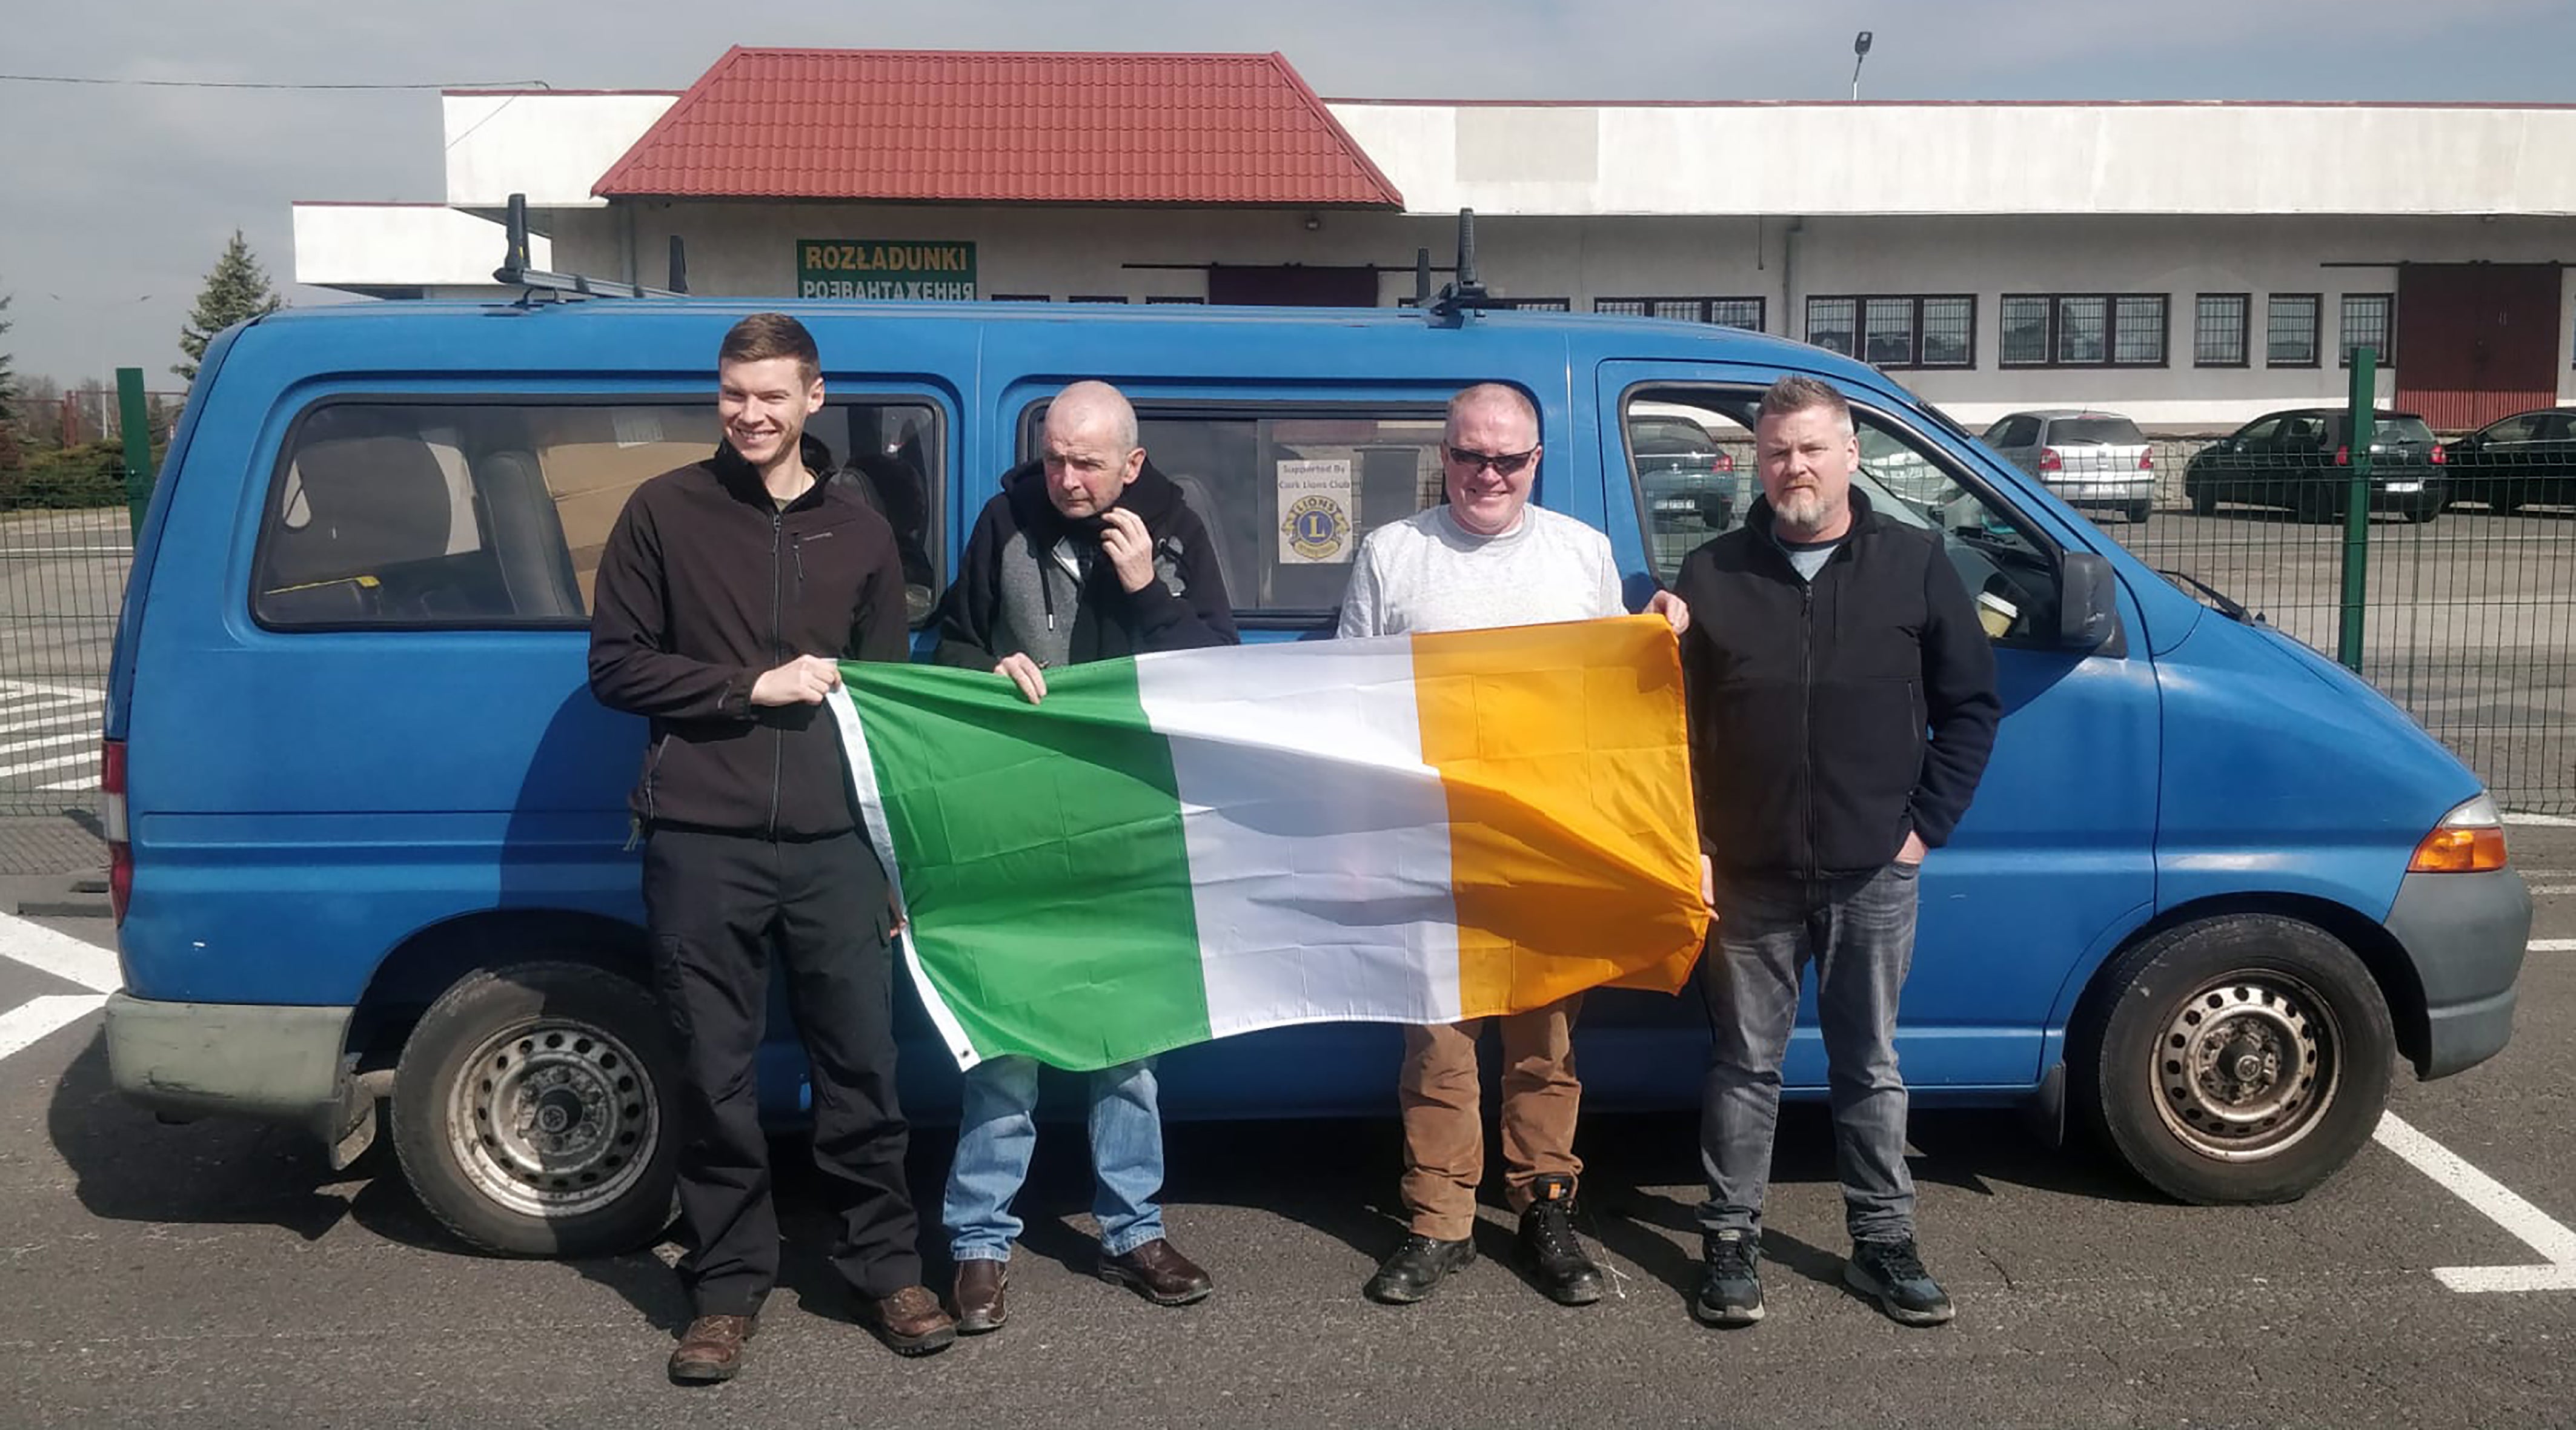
[868,1285,958,1356]
[667,1314,755,1383]
[952,1259,1009,1334]
[1099,1237,1214,1306]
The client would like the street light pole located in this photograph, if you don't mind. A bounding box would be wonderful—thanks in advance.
[1851,30,1873,101]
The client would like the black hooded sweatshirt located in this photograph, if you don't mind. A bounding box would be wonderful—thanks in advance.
[587,434,908,838]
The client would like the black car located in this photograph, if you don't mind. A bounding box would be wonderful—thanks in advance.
[2439,407,2576,514]
[2183,408,2448,524]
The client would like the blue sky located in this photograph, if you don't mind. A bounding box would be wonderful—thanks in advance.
[4,0,2572,384]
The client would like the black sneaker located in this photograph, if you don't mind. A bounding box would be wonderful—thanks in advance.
[1515,1174,1604,1306]
[1364,1233,1476,1304]
[1844,1237,1954,1326]
[1693,1228,1765,1326]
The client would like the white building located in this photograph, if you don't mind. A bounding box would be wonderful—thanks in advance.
[293,47,2576,432]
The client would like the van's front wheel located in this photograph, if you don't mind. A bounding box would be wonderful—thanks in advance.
[2077,916,2394,1205]
[391,962,679,1257]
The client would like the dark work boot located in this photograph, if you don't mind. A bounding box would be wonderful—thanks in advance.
[1364,1233,1477,1304]
[667,1314,755,1383]
[1516,1174,1604,1306]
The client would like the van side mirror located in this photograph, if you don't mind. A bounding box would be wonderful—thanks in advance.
[2059,552,2120,652]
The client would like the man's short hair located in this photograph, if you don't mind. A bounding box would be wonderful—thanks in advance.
[1758,374,1853,435]
[718,313,820,384]
[1446,382,1539,439]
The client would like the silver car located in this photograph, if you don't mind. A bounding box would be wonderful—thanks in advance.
[1980,409,2156,523]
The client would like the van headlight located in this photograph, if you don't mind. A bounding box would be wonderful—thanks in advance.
[2408,792,2509,873]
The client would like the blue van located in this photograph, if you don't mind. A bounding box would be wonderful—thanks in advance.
[102,293,2531,1256]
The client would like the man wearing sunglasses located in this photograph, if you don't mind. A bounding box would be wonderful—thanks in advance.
[1338,382,1686,1308]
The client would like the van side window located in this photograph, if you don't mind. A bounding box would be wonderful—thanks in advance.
[253,399,945,629]
[1620,385,2060,643]
[1014,403,1449,621]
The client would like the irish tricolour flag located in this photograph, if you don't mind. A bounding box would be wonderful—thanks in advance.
[830,616,1709,1071]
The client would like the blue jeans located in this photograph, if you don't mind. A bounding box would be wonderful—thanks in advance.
[1697,862,1920,1244]
[943,1054,1167,1262]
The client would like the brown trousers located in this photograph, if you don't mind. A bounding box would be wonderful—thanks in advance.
[1396,994,1584,1240]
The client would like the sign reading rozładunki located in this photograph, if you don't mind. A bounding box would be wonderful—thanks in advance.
[797,240,978,300]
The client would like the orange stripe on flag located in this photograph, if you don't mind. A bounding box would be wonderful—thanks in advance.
[1410,615,1710,1016]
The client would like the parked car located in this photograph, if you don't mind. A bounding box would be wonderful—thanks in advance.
[2184,408,2448,523]
[1981,409,2156,523]
[104,293,2526,1256]
[1625,406,1742,532]
[2440,406,2576,514]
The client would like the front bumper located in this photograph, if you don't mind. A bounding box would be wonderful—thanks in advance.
[105,993,356,1134]
[2382,869,2531,1078]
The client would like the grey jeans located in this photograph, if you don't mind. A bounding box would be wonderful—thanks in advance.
[1697,861,1920,1244]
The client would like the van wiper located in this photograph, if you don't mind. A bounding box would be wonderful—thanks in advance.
[2156,568,2257,623]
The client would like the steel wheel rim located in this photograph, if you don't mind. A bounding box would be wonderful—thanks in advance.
[445,1016,660,1218]
[2149,969,2342,1162]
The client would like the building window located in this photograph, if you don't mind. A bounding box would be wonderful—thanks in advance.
[1596,296,1767,331]
[1805,297,1857,357]
[1144,296,1207,304]
[1999,294,2167,368]
[2114,296,2168,365]
[2195,293,2250,368]
[1068,294,1130,303]
[1805,296,1974,369]
[2267,294,2322,367]
[989,293,1052,302]
[2340,293,2395,366]
[1495,297,1571,311]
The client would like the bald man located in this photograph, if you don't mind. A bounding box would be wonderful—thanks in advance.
[928,380,1237,1332]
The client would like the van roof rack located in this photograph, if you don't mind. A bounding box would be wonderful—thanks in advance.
[494,193,689,302]
[1423,209,1509,326]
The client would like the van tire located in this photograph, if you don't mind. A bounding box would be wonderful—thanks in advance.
[2074,915,2394,1205]
[391,961,680,1257]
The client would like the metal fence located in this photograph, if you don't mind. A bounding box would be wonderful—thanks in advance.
[0,506,126,814]
[2116,412,2576,816]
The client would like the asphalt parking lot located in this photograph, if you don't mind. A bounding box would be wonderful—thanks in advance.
[1,833,2572,1429]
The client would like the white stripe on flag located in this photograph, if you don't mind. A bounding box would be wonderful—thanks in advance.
[1134,637,1466,1035]
[828,688,983,1070]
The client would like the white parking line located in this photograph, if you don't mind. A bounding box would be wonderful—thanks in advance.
[0,910,120,994]
[0,994,108,1060]
[2372,1112,2576,1293]
[0,732,95,760]
[0,752,96,781]
[2532,939,2576,953]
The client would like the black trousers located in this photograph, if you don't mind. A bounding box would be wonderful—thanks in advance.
[642,826,921,1316]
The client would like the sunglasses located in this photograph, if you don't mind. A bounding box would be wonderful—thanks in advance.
[1444,445,1538,477]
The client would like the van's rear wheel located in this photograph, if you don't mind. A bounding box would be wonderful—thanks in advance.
[391,961,678,1256]
[2076,915,2394,1205]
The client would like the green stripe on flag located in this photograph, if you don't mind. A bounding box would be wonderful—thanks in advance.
[841,657,1212,1069]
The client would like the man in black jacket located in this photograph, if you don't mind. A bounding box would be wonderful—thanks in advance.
[588,313,955,1379]
[928,380,1235,1335]
[1671,375,2000,1330]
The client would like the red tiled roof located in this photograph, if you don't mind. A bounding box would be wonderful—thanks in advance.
[593,47,1403,207]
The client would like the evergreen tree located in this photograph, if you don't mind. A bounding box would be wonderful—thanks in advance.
[174,231,283,383]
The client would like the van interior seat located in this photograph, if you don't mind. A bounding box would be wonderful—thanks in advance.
[470,448,583,619]
[267,411,456,591]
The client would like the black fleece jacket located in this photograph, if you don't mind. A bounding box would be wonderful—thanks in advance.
[931,457,1238,669]
[1676,489,2002,879]
[587,434,909,838]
